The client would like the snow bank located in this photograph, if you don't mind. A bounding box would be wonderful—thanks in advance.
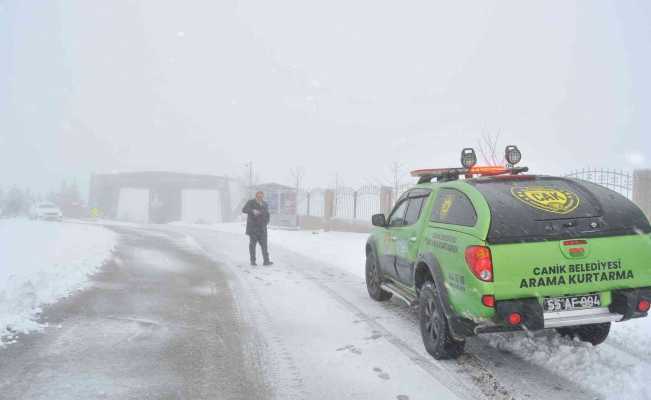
[0,219,117,345]
[487,329,651,400]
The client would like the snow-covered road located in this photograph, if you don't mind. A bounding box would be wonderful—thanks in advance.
[181,228,466,400]
[172,224,598,400]
[2,221,650,399]
[176,223,651,400]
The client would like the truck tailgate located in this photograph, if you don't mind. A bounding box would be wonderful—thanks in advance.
[490,234,651,300]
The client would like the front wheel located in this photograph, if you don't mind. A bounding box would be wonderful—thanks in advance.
[419,282,465,359]
[556,322,610,346]
[365,253,392,301]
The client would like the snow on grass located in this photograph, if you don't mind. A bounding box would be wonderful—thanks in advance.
[269,228,367,279]
[185,222,651,400]
[172,222,368,279]
[0,219,117,346]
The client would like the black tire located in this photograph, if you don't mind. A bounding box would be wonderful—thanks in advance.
[556,322,611,346]
[365,253,392,301]
[419,281,465,359]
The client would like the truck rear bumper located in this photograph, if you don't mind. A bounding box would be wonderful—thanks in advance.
[474,308,624,334]
[471,287,651,335]
[543,308,622,328]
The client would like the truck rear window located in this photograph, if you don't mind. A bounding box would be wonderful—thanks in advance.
[469,177,651,243]
[431,188,477,227]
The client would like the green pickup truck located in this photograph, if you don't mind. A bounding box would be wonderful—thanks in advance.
[365,148,651,359]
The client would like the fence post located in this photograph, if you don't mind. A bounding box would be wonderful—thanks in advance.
[633,169,651,219]
[380,186,393,216]
[353,191,358,219]
[306,192,311,216]
[324,189,335,220]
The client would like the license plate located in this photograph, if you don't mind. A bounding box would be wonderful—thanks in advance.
[543,294,601,312]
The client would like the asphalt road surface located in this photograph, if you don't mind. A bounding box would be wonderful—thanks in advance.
[0,224,601,400]
[0,226,269,400]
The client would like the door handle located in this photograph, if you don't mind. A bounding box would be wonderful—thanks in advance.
[391,236,398,241]
[409,237,417,243]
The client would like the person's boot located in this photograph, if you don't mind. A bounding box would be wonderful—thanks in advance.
[263,260,273,266]
[250,260,257,266]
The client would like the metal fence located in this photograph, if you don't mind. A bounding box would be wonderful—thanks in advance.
[298,184,397,220]
[297,188,325,217]
[295,169,636,221]
[357,185,385,219]
[332,185,385,219]
[565,169,632,199]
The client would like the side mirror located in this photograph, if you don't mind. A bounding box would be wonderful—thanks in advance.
[372,213,387,227]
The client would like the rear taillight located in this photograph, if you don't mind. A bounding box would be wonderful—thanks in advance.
[506,312,522,326]
[638,299,650,313]
[481,295,495,308]
[465,246,493,282]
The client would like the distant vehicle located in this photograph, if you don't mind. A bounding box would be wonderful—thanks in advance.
[365,146,651,359]
[30,202,63,221]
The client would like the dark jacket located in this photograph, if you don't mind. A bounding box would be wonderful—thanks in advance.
[242,199,270,236]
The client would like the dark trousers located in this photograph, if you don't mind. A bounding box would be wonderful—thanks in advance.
[248,232,269,263]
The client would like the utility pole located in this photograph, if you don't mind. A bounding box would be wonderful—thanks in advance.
[391,161,402,201]
[245,162,254,197]
[290,167,304,224]
[290,166,304,194]
[334,173,340,217]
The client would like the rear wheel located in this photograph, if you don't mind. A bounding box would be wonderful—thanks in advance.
[556,322,610,346]
[419,282,465,359]
[365,253,392,301]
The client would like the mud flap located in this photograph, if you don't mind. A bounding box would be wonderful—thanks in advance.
[495,298,544,331]
[610,287,651,320]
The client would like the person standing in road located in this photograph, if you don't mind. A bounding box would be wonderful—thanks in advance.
[242,191,273,266]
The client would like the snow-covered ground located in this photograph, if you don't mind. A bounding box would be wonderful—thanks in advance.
[187,222,367,279]
[0,219,116,346]
[179,222,651,400]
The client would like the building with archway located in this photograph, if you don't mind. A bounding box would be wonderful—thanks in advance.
[89,172,238,224]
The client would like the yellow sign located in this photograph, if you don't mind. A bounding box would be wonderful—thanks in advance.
[511,186,580,214]
[439,195,454,219]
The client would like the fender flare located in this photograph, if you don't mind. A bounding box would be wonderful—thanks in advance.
[365,238,382,271]
[415,253,454,315]
[365,238,377,259]
[415,253,476,339]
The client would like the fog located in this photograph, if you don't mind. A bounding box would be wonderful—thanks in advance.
[1,1,650,194]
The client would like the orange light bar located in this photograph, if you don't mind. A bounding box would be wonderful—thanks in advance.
[411,166,511,177]
[467,166,510,176]
[410,168,457,177]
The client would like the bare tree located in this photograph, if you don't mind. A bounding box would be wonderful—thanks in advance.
[477,130,505,165]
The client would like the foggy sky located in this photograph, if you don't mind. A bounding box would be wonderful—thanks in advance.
[1,0,650,195]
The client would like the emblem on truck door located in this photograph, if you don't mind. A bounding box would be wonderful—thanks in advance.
[511,186,580,214]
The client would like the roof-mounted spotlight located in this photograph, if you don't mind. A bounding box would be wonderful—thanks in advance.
[505,145,522,166]
[461,148,477,169]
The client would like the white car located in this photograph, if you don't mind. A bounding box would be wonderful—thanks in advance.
[30,202,63,221]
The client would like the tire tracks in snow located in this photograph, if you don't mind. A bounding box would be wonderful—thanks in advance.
[271,247,601,400]
[168,227,601,400]
[230,267,309,400]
